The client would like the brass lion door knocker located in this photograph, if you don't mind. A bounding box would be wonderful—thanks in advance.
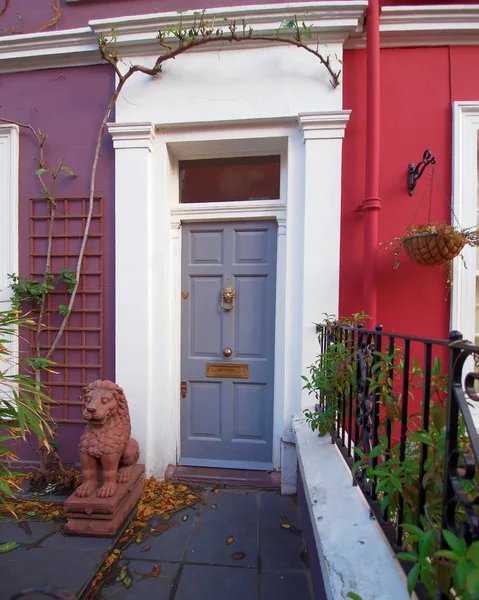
[221,286,235,311]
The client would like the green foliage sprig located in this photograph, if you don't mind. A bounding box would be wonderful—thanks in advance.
[8,269,77,314]
[302,312,369,436]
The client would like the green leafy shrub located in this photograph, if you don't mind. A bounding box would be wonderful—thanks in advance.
[0,309,52,500]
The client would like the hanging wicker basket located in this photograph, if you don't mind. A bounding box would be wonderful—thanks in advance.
[402,231,466,266]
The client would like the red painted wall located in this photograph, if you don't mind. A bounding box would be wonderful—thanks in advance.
[340,46,479,340]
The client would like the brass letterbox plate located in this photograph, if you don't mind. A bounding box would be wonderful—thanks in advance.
[206,363,249,379]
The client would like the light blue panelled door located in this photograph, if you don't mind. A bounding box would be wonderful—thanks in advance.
[180,221,277,470]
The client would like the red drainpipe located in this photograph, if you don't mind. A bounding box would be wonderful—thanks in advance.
[362,0,382,325]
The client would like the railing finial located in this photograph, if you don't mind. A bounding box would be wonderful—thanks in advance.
[449,330,463,342]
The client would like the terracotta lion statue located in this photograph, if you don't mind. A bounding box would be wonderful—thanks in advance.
[75,380,140,499]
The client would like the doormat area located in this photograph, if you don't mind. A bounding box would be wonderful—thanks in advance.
[165,465,281,490]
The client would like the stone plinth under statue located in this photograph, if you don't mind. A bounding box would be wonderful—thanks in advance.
[64,380,144,538]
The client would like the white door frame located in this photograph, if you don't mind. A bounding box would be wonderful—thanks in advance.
[451,102,479,342]
[108,111,350,492]
[166,125,290,473]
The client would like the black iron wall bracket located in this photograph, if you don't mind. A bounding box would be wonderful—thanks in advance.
[407,149,436,196]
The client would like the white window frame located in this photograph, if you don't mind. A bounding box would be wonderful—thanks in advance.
[0,123,19,307]
[451,102,479,343]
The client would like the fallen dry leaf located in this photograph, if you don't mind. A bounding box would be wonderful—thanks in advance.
[231,552,245,560]
[281,523,291,530]
[289,502,295,510]
[214,489,220,494]
[211,504,217,509]
[226,536,234,545]
[171,521,180,527]
[151,565,161,577]
[140,545,150,552]
[182,515,188,521]
[81,478,200,600]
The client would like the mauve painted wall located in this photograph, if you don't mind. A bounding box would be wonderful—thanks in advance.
[2,0,479,36]
[340,46,479,339]
[0,0,328,35]
[2,64,115,464]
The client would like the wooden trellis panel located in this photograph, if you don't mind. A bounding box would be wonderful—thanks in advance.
[29,197,104,424]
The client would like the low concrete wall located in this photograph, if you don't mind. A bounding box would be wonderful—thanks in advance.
[293,415,412,600]
[297,466,328,599]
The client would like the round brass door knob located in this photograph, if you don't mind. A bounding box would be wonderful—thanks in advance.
[223,347,233,358]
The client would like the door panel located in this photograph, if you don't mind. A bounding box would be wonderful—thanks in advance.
[181,221,277,469]
[190,277,222,355]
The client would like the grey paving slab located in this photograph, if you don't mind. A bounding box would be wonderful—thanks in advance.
[99,560,179,600]
[40,530,112,550]
[186,491,259,568]
[0,491,318,600]
[124,508,197,562]
[175,564,258,600]
[0,546,105,600]
[259,492,308,571]
[0,520,60,544]
[262,570,314,600]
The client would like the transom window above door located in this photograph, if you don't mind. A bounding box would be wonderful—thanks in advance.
[179,155,281,203]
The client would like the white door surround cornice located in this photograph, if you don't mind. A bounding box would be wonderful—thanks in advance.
[299,110,351,140]
[107,122,155,151]
[0,1,366,74]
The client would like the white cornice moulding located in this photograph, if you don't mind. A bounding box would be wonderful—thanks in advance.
[0,27,99,73]
[89,2,367,47]
[298,110,351,141]
[346,5,479,49]
[107,122,156,151]
[2,3,479,73]
[0,2,366,74]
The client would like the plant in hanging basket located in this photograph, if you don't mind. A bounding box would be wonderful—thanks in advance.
[381,222,479,269]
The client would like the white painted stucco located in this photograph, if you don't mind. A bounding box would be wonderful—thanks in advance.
[108,7,356,488]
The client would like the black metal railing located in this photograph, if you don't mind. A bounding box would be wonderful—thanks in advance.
[314,323,479,598]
